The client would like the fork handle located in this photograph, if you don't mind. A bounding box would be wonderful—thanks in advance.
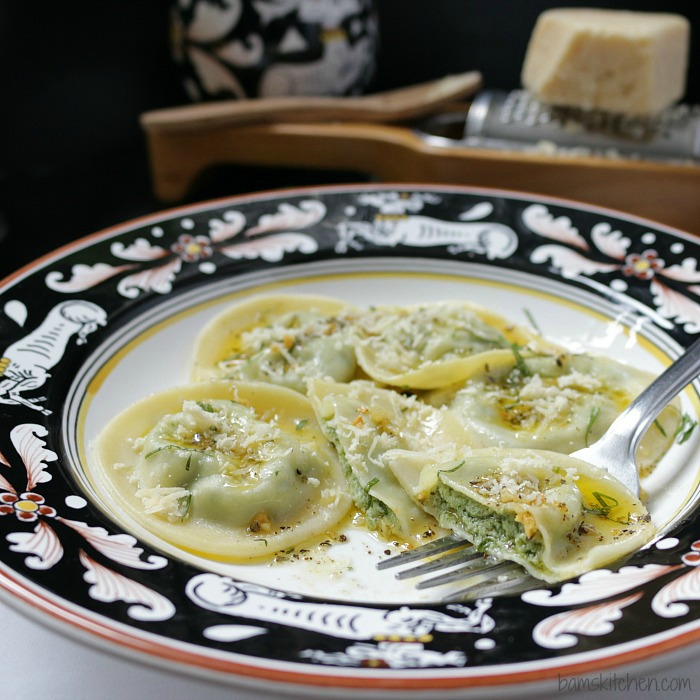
[607,335,700,473]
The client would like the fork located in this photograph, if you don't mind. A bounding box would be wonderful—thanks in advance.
[378,337,700,600]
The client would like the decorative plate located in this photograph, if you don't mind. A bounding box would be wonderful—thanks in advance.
[1,184,700,697]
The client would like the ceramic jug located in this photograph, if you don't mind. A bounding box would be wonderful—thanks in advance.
[171,0,379,100]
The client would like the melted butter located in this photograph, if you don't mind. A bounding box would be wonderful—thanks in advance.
[575,472,642,524]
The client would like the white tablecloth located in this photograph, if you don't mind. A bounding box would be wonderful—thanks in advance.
[1,598,698,699]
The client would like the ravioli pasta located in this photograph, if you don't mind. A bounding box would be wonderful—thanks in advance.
[92,380,351,559]
[426,350,681,475]
[307,378,463,542]
[191,294,358,393]
[387,447,655,583]
[90,292,688,583]
[350,300,549,389]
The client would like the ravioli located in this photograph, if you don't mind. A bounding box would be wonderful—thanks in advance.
[350,301,547,389]
[387,447,655,583]
[427,351,681,475]
[307,378,464,542]
[191,294,358,393]
[91,380,352,560]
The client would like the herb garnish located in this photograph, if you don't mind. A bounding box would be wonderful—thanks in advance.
[145,444,209,459]
[364,477,380,493]
[584,406,600,445]
[437,461,465,477]
[178,493,192,521]
[523,308,542,335]
[675,413,698,445]
[584,491,620,519]
[510,343,532,377]
[295,419,308,431]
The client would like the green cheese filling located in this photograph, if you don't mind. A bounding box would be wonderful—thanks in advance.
[425,480,544,563]
[327,427,400,535]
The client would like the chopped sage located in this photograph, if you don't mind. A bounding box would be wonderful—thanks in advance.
[675,413,698,445]
[144,444,210,459]
[437,461,465,477]
[584,491,621,520]
[523,308,542,335]
[584,406,601,445]
[510,343,532,377]
[364,477,380,493]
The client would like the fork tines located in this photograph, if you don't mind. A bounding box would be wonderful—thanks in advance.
[377,535,536,599]
[376,535,469,570]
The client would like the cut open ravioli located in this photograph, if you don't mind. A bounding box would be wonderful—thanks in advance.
[427,351,681,475]
[351,301,547,389]
[191,294,358,393]
[387,447,655,583]
[307,378,464,542]
[91,380,351,560]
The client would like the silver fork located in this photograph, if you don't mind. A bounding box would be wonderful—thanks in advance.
[378,337,700,600]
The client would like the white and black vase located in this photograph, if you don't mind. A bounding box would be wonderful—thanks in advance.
[171,0,380,100]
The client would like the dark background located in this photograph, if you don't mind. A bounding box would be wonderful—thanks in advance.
[1,0,698,280]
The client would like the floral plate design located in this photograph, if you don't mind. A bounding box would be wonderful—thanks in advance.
[1,184,700,697]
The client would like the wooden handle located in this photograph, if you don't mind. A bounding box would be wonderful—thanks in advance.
[140,71,482,132]
[143,119,700,235]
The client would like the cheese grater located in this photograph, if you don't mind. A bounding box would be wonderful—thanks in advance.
[141,77,700,233]
[422,89,700,163]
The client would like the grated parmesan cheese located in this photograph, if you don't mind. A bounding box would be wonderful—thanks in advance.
[135,486,191,521]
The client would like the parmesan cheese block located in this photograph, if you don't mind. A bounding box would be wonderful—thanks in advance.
[521,8,690,115]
